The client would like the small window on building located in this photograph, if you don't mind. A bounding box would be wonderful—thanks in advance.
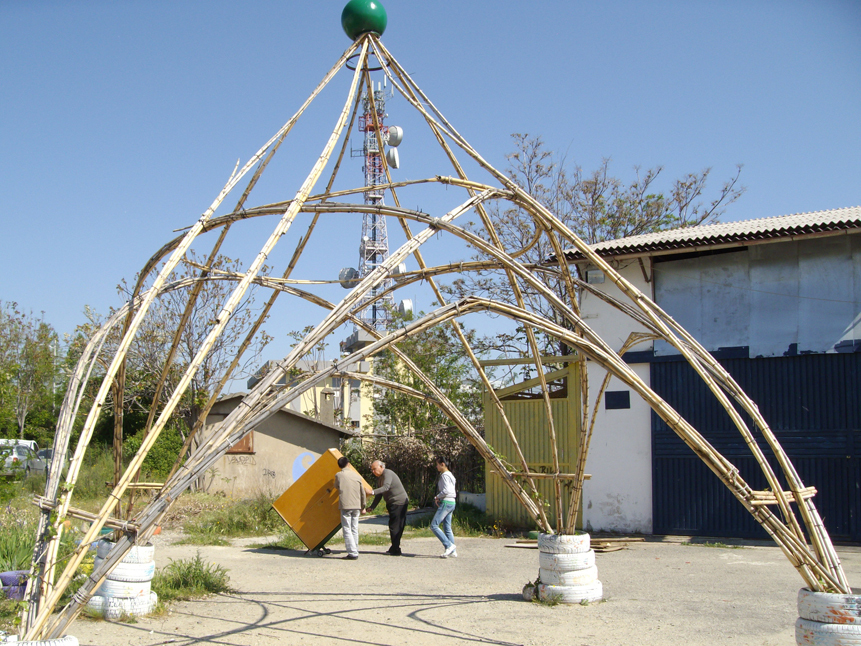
[226,431,254,454]
[586,269,605,284]
[604,391,630,410]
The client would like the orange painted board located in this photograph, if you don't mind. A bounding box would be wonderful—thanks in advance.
[271,448,372,551]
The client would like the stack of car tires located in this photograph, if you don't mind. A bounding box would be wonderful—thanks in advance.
[537,532,603,604]
[85,540,157,620]
[796,587,861,644]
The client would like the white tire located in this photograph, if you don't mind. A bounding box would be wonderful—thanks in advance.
[796,617,861,644]
[96,540,155,564]
[539,580,603,604]
[86,592,158,620]
[537,532,590,554]
[94,557,155,583]
[798,587,861,625]
[96,578,151,599]
[0,637,78,646]
[539,549,596,572]
[540,565,599,586]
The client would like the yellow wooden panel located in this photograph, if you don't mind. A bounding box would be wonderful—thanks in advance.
[271,448,371,550]
[484,363,582,529]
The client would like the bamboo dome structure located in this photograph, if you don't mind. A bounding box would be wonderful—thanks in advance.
[18,9,850,641]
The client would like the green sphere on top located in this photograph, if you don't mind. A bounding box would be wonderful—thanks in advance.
[341,0,387,40]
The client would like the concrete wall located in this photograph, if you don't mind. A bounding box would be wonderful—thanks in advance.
[578,260,654,533]
[205,399,347,499]
[582,365,653,533]
[654,235,861,357]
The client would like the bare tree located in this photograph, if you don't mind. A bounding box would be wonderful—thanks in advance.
[449,133,745,361]
[73,253,272,443]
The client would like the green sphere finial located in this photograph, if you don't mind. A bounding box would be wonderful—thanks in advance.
[341,0,387,40]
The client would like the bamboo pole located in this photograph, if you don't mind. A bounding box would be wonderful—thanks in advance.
[154,73,369,501]
[29,32,852,639]
[35,40,369,643]
[371,45,552,529]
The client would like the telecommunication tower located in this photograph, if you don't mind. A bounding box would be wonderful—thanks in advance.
[340,76,404,334]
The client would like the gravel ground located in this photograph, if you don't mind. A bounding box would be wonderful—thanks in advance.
[68,527,861,646]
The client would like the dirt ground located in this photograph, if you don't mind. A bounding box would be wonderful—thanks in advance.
[67,523,861,646]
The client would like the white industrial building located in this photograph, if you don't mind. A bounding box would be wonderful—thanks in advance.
[567,206,861,539]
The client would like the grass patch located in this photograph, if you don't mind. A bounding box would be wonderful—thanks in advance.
[357,532,391,545]
[70,450,116,503]
[536,595,563,607]
[181,492,284,539]
[363,505,389,516]
[252,529,308,551]
[407,502,502,538]
[681,541,744,549]
[173,534,231,547]
[151,552,232,603]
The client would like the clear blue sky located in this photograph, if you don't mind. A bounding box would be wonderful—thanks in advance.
[1,0,859,366]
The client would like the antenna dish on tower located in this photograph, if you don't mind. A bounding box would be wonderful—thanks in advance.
[339,267,359,289]
[386,125,403,147]
[385,147,400,169]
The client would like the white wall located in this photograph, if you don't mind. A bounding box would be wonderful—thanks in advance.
[582,365,653,533]
[578,260,654,533]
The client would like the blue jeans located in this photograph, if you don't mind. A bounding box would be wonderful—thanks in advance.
[431,501,456,549]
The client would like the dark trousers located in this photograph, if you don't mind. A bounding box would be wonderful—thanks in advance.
[387,502,408,553]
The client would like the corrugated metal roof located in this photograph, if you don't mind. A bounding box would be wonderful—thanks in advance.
[562,206,861,261]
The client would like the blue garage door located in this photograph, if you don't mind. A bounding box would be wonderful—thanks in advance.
[651,353,861,541]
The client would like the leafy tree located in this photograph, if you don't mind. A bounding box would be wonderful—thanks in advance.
[369,311,483,436]
[0,302,59,439]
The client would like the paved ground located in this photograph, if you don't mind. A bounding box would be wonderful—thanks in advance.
[68,526,861,646]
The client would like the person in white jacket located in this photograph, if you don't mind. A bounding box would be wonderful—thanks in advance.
[431,456,457,558]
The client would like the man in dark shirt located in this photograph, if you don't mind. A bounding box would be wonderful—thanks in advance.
[365,460,409,556]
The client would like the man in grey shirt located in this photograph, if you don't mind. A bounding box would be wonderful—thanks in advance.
[365,460,409,556]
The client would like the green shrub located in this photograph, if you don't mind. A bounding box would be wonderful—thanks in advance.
[341,429,485,508]
[71,449,115,501]
[0,478,22,506]
[151,552,231,603]
[0,507,36,571]
[0,596,23,631]
[122,425,185,480]
[21,473,46,495]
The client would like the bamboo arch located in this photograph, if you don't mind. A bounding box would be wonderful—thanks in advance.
[19,31,849,641]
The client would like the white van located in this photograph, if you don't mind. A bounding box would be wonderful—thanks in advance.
[0,439,40,453]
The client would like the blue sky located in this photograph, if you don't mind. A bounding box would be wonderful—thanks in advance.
[1,0,859,367]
